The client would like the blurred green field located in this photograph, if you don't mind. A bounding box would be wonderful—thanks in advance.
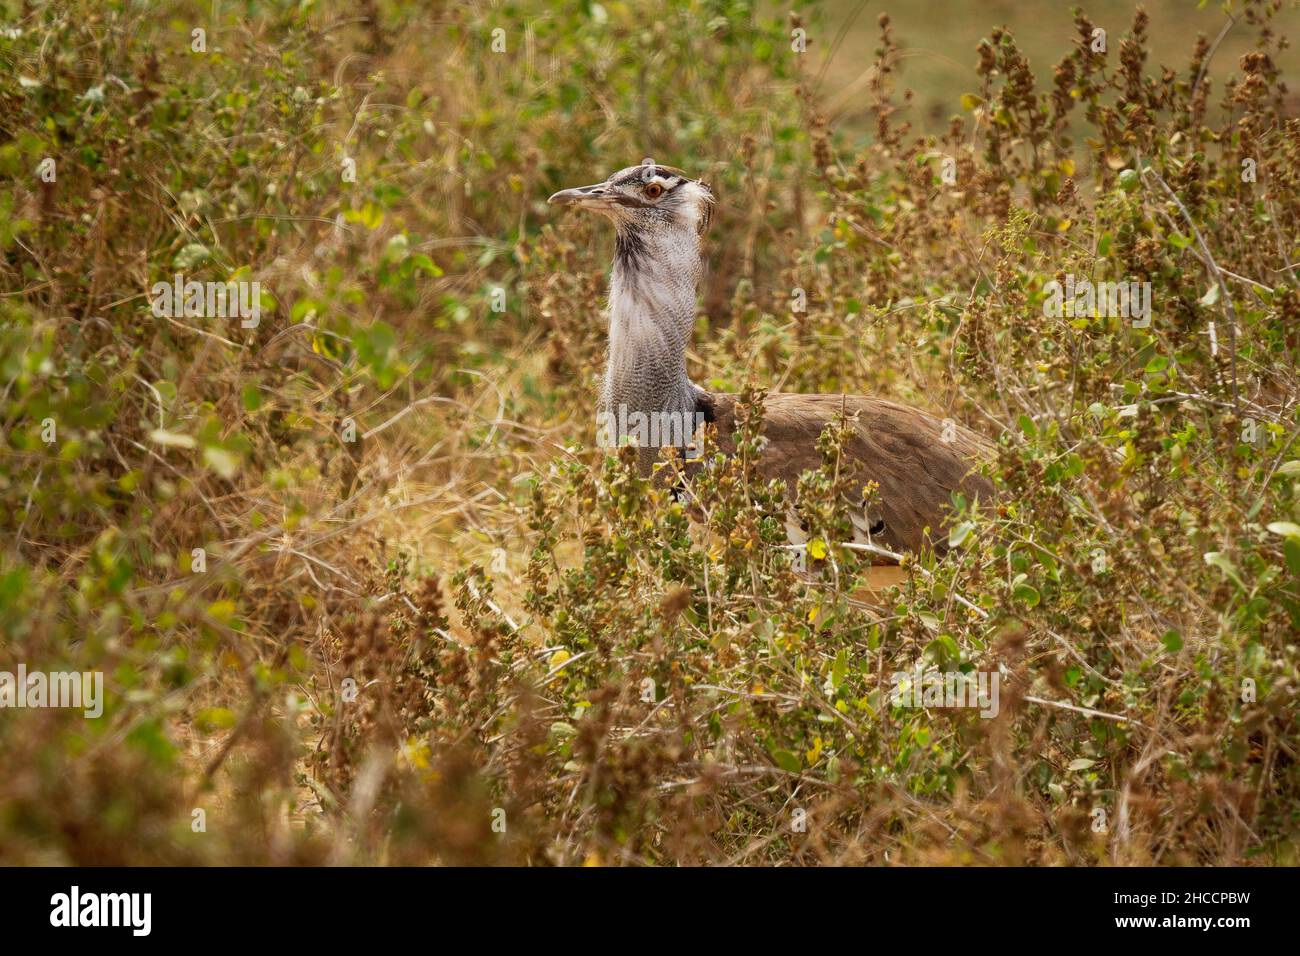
[812,0,1300,135]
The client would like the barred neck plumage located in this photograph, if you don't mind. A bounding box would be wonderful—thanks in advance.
[601,222,703,424]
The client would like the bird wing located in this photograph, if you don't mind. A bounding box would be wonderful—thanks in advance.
[697,392,996,555]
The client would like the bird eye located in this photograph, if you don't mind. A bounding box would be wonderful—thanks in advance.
[643,182,664,199]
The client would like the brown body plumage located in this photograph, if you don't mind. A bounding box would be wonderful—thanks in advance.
[698,392,995,555]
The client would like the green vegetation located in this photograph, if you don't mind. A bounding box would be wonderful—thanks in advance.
[1,0,1297,865]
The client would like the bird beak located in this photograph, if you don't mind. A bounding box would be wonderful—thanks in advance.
[547,183,614,209]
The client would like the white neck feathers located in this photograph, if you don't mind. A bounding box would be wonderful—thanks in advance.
[601,224,702,420]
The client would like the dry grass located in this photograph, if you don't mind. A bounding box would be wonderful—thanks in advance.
[0,0,1297,865]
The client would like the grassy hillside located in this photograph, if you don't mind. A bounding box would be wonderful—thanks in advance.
[1,0,1298,865]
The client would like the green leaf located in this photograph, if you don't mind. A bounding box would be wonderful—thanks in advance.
[195,707,238,732]
[126,719,177,764]
[382,233,410,263]
[203,445,240,479]
[173,242,210,270]
[830,651,847,692]
[771,748,801,773]
[1285,539,1300,578]
[1013,582,1041,607]
[948,521,975,548]
[409,253,443,277]
[206,599,237,622]
[291,297,320,322]
[924,634,961,665]
[1161,630,1183,652]
[1203,551,1245,589]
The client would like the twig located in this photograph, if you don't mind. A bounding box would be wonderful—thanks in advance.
[1023,693,1146,729]
[1141,166,1240,408]
[1191,14,1238,100]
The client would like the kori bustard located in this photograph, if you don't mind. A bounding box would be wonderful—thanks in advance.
[549,163,995,556]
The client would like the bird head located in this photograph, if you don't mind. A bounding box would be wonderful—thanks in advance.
[548,162,714,238]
